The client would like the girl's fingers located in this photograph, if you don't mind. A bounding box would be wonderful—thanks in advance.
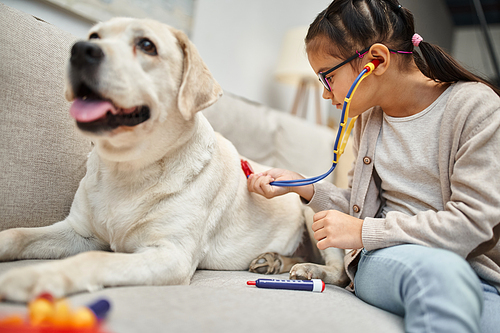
[311,219,323,232]
[313,228,327,241]
[259,175,274,195]
[316,238,331,251]
[247,174,256,192]
[249,174,273,197]
[252,175,266,196]
[313,210,329,222]
[247,171,285,199]
[247,174,261,195]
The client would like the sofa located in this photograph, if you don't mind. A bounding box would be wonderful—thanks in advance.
[0,4,404,332]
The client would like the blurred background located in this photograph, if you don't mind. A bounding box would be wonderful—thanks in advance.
[1,0,499,126]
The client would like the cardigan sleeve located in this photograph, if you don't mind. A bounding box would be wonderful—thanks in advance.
[307,181,352,214]
[361,83,500,258]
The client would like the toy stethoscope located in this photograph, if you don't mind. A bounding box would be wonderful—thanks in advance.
[269,59,381,187]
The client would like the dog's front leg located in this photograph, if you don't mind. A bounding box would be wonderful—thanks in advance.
[0,247,193,302]
[0,220,108,262]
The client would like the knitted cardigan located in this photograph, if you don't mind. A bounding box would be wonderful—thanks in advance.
[308,81,500,293]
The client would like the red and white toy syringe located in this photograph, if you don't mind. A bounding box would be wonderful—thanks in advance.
[247,279,325,292]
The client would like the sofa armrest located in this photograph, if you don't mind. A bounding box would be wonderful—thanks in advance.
[0,4,92,231]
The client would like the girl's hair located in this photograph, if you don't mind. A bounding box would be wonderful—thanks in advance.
[305,0,500,95]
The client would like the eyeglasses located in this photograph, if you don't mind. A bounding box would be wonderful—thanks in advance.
[318,47,370,92]
[318,46,412,91]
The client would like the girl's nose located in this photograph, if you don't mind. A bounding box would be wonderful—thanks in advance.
[322,87,333,100]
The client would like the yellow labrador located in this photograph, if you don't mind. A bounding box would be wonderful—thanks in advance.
[0,18,347,302]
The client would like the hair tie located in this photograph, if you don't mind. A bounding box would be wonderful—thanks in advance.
[412,33,423,47]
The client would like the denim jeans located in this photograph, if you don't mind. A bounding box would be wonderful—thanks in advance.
[480,278,500,333]
[354,244,500,333]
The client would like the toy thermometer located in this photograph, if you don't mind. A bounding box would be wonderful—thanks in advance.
[247,279,325,292]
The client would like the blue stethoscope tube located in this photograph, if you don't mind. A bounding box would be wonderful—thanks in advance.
[269,67,370,187]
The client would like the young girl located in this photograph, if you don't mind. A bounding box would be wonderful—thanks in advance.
[248,1,500,332]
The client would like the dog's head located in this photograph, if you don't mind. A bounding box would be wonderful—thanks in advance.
[65,18,222,162]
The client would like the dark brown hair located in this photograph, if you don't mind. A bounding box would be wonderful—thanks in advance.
[305,0,500,95]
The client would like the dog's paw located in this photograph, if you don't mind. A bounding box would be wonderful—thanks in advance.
[289,263,326,280]
[249,252,283,274]
[290,263,349,286]
[0,265,71,302]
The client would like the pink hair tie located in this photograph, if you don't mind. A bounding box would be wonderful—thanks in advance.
[412,33,423,47]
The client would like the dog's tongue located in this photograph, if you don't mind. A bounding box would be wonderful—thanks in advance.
[70,99,118,122]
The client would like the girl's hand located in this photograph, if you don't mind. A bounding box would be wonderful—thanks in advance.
[312,210,364,250]
[247,169,313,200]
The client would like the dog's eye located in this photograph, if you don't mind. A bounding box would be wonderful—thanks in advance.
[89,33,100,40]
[137,38,157,56]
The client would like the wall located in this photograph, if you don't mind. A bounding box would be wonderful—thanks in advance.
[452,24,500,82]
[400,0,454,52]
[190,0,332,117]
[1,0,93,38]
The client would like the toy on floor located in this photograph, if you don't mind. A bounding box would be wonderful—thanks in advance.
[0,293,111,332]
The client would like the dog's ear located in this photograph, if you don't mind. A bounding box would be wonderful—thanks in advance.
[171,28,223,121]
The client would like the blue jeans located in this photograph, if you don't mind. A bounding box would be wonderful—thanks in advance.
[354,244,500,333]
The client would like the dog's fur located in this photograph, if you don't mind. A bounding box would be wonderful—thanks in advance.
[0,18,347,302]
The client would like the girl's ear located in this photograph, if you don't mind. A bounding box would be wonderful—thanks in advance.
[367,44,390,75]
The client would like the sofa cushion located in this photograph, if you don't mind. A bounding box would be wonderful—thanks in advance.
[0,260,404,333]
[0,4,92,231]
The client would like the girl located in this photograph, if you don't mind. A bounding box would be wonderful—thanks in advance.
[247,1,500,332]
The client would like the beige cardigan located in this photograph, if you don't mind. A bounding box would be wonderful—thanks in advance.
[309,82,500,292]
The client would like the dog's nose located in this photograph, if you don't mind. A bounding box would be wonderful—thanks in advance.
[70,41,104,68]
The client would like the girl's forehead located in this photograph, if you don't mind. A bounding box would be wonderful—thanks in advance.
[307,48,343,69]
[306,35,344,58]
[308,49,337,61]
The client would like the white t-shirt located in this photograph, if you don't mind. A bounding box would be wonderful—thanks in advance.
[375,86,452,217]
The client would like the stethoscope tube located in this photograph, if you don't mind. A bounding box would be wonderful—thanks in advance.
[270,61,378,187]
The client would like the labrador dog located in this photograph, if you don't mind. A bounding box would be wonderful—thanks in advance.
[0,18,347,302]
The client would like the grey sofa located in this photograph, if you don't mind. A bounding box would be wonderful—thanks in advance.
[0,4,404,332]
